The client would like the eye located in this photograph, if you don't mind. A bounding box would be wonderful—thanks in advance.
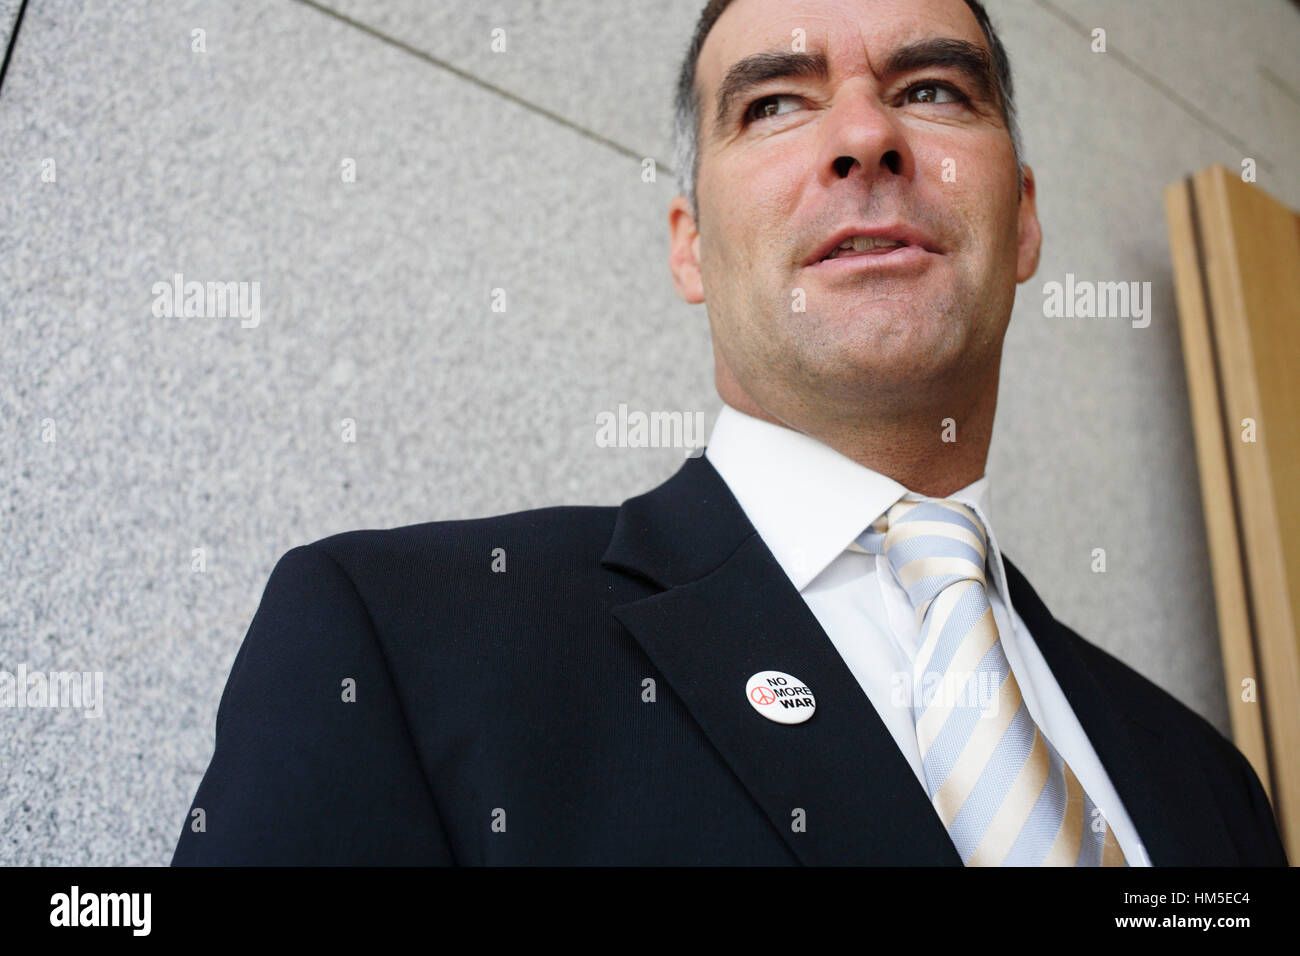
[744,93,804,124]
[902,81,967,105]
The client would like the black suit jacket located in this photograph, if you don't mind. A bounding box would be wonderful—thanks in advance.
[172,454,1288,865]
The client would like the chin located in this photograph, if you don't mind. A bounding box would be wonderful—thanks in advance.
[808,340,965,388]
[809,314,963,358]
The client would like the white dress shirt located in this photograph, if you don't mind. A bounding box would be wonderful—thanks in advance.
[704,402,1149,865]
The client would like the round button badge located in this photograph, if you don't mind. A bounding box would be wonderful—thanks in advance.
[745,670,816,724]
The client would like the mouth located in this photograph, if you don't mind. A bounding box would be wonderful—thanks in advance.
[802,225,941,269]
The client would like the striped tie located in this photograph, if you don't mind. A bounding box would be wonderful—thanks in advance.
[853,497,1127,867]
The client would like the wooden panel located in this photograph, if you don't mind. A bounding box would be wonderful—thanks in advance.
[1163,180,1270,786]
[1166,164,1300,863]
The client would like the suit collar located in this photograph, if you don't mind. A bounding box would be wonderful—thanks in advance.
[600,452,751,591]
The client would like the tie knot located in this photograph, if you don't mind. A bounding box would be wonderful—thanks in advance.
[855,497,990,608]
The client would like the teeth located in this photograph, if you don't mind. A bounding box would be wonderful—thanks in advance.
[839,235,905,251]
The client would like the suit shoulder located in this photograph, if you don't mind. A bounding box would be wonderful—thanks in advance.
[1059,620,1228,743]
[1055,619,1265,786]
[280,504,619,586]
[1059,621,1286,862]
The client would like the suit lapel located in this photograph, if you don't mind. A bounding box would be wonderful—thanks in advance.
[602,454,961,865]
[1001,556,1237,865]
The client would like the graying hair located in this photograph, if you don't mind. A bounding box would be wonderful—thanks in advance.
[672,0,1025,221]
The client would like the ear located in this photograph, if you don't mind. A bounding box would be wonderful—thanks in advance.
[1015,163,1042,283]
[668,194,705,304]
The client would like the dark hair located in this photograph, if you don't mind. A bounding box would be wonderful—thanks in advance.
[672,0,1024,219]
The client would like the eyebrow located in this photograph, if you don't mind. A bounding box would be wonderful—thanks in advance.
[713,50,829,133]
[711,37,998,134]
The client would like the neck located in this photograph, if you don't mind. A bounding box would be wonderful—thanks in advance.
[721,371,1000,498]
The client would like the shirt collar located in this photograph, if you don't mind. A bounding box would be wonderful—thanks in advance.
[704,403,1011,608]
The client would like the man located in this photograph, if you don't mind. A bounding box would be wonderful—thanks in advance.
[172,0,1287,866]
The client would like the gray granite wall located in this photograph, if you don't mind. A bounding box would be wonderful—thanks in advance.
[2,0,1297,865]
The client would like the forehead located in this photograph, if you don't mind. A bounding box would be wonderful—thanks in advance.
[697,0,987,99]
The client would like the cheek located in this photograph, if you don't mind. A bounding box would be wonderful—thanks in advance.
[717,143,804,227]
[918,135,1017,224]
[939,180,1016,276]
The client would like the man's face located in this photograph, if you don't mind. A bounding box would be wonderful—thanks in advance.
[669,0,1041,424]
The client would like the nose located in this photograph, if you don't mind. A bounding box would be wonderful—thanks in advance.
[816,79,916,189]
